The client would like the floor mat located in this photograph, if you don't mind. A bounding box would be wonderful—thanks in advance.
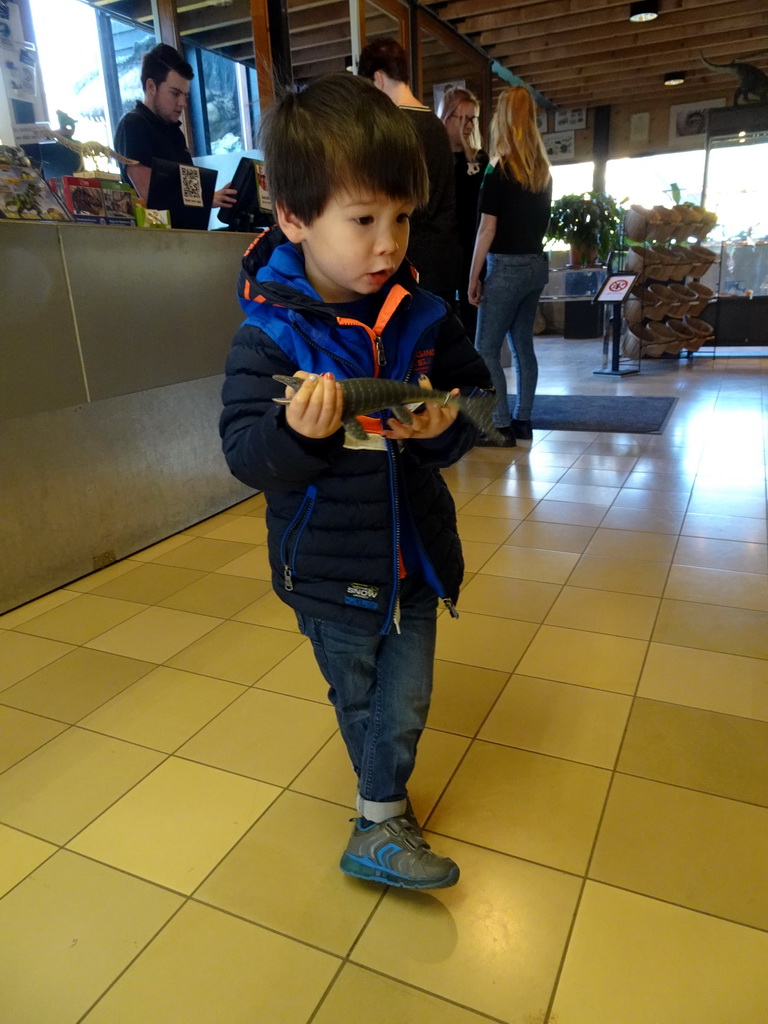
[522,394,677,433]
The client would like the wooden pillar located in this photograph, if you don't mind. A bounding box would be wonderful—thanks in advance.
[593,104,610,193]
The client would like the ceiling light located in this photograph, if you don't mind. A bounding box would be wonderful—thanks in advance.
[664,71,686,86]
[629,1,659,22]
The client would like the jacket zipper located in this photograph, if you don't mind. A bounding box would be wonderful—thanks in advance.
[383,441,401,635]
[280,485,316,592]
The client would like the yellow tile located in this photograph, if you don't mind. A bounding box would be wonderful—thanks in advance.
[0,631,74,691]
[88,562,206,604]
[619,699,768,807]
[68,758,279,893]
[480,476,554,499]
[585,527,679,563]
[428,659,509,735]
[458,493,538,519]
[289,730,355,807]
[522,449,579,468]
[167,619,304,684]
[0,824,56,898]
[232,589,301,631]
[456,513,518,544]
[0,590,78,629]
[664,564,768,612]
[673,535,768,574]
[250,641,327,701]
[0,648,154,723]
[653,598,768,660]
[479,675,631,768]
[183,511,241,536]
[458,573,560,622]
[431,740,609,873]
[214,545,273,580]
[527,498,608,526]
[80,900,337,1024]
[682,512,767,544]
[85,606,223,663]
[198,791,383,953]
[0,706,67,773]
[569,553,668,597]
[481,544,580,584]
[560,467,631,488]
[550,882,768,1023]
[314,964,494,1024]
[177,688,336,786]
[639,642,768,721]
[598,506,685,535]
[352,836,580,1022]
[436,611,537,673]
[202,516,269,544]
[159,573,272,617]
[66,559,141,591]
[14,594,147,645]
[0,851,182,1024]
[80,667,245,751]
[545,586,660,640]
[0,728,163,843]
[234,492,267,515]
[574,454,638,471]
[516,625,646,694]
[460,538,500,573]
[544,482,620,505]
[591,774,768,930]
[152,536,257,572]
[687,492,766,519]
[507,520,596,553]
[130,534,193,561]
[612,487,690,511]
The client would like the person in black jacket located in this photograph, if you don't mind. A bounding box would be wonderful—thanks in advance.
[220,74,493,890]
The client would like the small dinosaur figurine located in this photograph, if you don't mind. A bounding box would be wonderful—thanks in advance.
[700,51,768,105]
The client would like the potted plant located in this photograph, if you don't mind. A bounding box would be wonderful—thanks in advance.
[547,191,625,267]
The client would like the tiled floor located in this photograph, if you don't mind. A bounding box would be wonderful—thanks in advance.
[1,337,768,1023]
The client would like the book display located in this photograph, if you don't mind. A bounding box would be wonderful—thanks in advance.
[0,146,70,222]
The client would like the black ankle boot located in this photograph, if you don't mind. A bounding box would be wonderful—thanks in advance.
[510,418,533,440]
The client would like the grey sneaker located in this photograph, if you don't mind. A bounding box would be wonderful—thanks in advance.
[340,816,459,889]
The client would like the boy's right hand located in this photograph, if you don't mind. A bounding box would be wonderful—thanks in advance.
[283,372,344,439]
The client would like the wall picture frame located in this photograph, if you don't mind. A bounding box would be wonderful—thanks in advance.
[669,98,726,146]
[542,130,575,162]
[554,107,586,131]
[536,110,548,133]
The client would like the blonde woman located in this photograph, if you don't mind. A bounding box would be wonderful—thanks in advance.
[468,86,551,444]
[439,86,489,332]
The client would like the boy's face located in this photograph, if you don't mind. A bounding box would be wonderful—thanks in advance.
[278,190,414,304]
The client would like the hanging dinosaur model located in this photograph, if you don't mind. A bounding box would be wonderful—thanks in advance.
[700,51,768,105]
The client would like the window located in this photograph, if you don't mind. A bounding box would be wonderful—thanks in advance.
[550,161,595,202]
[605,151,706,210]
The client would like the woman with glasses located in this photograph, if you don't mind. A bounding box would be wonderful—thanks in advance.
[439,87,489,334]
[468,86,552,445]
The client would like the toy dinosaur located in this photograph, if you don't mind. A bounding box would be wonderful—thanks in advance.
[50,133,137,173]
[700,51,768,105]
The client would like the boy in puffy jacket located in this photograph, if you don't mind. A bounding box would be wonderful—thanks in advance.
[220,73,493,889]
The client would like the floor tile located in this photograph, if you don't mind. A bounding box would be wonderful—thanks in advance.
[611,487,690,511]
[158,572,272,617]
[544,482,621,505]
[460,538,502,572]
[456,513,519,544]
[664,564,768,612]
[0,824,56,898]
[591,773,768,930]
[79,667,245,752]
[151,536,257,572]
[230,588,301,631]
[429,659,509,736]
[545,586,660,640]
[177,688,336,786]
[686,492,767,519]
[313,963,494,1024]
[431,740,610,873]
[167,620,305,684]
[0,728,163,844]
[568,553,669,597]
[11,594,146,645]
[202,516,269,545]
[638,643,768,721]
[197,790,382,954]
[249,640,326,701]
[457,573,561,623]
[0,590,78,629]
[435,611,537,673]
[526,499,608,526]
[68,757,279,893]
[516,625,647,694]
[682,512,767,544]
[0,851,182,1024]
[550,882,768,1023]
[585,527,677,562]
[458,493,539,519]
[0,647,154,724]
[85,607,223,663]
[80,900,338,1024]
[130,534,197,562]
[506,519,596,553]
[214,545,274,580]
[479,675,631,768]
[480,544,580,584]
[183,511,240,536]
[618,698,768,807]
[231,492,266,515]
[598,505,685,535]
[480,476,555,499]
[352,836,580,1022]
[652,598,768,660]
[88,562,206,604]
[0,705,67,772]
[673,535,768,574]
[65,559,140,592]
[0,631,74,691]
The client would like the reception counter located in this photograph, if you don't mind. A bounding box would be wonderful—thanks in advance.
[0,221,256,613]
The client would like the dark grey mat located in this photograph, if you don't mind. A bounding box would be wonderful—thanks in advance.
[519,394,677,434]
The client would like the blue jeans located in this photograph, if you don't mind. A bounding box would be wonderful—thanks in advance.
[296,576,437,823]
[475,253,549,423]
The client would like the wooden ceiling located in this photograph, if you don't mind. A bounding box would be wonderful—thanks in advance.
[94,0,768,111]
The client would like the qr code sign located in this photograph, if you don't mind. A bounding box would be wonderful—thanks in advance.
[179,164,204,207]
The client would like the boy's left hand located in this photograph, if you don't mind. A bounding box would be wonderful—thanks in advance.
[381,376,460,441]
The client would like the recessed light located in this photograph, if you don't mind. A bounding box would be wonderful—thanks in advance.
[629,1,659,22]
[664,71,686,86]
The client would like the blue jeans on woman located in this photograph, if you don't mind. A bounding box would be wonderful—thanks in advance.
[475,252,549,425]
[296,575,437,824]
